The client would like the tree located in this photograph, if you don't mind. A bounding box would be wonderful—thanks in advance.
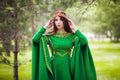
[93,0,120,42]
[0,0,34,80]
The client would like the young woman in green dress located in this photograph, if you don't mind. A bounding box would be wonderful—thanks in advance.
[32,10,97,80]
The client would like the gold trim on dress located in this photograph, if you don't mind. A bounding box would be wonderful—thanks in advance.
[53,33,72,38]
[55,51,69,57]
[42,38,53,75]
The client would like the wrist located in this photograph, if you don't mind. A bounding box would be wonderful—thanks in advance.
[74,27,78,31]
[73,26,78,33]
[43,26,46,29]
[43,25,48,29]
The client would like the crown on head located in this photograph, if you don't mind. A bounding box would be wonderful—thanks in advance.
[54,10,67,18]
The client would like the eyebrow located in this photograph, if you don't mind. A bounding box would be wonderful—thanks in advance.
[55,17,62,21]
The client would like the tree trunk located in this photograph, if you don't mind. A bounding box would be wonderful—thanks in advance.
[13,0,19,79]
[13,37,18,80]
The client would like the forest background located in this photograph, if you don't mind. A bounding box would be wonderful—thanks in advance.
[0,0,120,80]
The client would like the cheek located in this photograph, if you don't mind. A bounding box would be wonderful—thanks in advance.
[61,21,64,25]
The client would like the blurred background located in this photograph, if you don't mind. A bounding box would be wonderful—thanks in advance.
[0,0,120,80]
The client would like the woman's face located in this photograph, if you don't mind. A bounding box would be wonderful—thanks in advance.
[54,16,64,30]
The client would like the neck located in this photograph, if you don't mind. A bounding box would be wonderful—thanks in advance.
[56,28,67,34]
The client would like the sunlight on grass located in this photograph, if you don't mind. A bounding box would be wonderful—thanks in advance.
[19,63,32,80]
[0,63,13,80]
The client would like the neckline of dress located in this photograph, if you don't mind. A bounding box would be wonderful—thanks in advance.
[53,33,72,38]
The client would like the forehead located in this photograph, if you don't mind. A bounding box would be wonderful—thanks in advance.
[55,16,61,19]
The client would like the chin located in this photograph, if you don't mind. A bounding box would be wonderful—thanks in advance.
[56,26,64,29]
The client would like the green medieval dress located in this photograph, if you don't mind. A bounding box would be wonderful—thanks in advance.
[32,27,97,80]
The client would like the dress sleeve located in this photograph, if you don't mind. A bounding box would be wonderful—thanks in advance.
[74,29,88,46]
[32,27,46,43]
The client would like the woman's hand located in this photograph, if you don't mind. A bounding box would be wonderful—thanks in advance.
[44,18,54,29]
[68,19,78,33]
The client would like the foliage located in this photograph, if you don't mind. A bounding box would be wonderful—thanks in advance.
[92,0,120,42]
[0,1,34,79]
[0,0,33,56]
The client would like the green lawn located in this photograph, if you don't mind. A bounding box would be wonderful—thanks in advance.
[89,41,120,80]
[0,41,120,80]
[0,48,32,80]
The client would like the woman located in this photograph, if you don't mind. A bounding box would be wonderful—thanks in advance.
[32,10,97,80]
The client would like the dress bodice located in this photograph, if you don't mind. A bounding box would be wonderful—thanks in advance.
[48,33,75,57]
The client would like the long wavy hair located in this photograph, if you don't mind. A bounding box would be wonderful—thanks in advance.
[53,16,73,34]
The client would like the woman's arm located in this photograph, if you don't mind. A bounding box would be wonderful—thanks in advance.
[32,18,54,43]
[74,29,88,46]
[32,27,46,43]
[68,19,88,46]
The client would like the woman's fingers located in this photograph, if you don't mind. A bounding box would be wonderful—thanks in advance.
[67,18,78,33]
[44,18,54,28]
[68,19,74,28]
[49,18,54,26]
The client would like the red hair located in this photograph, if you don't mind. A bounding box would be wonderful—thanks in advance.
[53,10,73,33]
[53,16,73,33]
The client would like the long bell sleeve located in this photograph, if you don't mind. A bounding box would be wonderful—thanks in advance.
[32,27,46,43]
[74,29,88,46]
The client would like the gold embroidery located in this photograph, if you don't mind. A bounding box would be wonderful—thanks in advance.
[53,50,72,57]
[55,51,69,57]
[44,36,49,44]
[42,38,53,75]
[53,33,72,38]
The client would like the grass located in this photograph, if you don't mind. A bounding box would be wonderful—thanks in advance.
[89,41,120,80]
[0,63,31,80]
[0,48,32,80]
[18,63,31,80]
[0,63,14,80]
[0,41,120,80]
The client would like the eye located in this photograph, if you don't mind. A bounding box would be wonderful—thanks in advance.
[54,19,58,21]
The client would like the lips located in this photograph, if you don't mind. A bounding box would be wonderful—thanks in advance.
[56,24,61,27]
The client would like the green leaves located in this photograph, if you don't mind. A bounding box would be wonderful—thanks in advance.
[93,0,120,42]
